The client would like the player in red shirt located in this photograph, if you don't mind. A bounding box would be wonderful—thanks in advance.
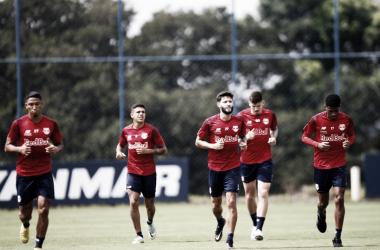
[302,94,355,247]
[237,91,278,241]
[195,91,248,249]
[116,103,168,244]
[5,91,64,250]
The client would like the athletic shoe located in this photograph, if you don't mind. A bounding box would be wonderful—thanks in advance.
[34,248,42,250]
[250,226,257,240]
[253,229,264,241]
[225,239,234,249]
[316,211,327,233]
[132,236,144,244]
[332,238,343,247]
[215,218,226,242]
[146,220,156,240]
[19,223,29,243]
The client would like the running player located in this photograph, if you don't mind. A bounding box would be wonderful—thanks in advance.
[237,91,278,241]
[302,94,355,247]
[116,103,168,244]
[195,91,248,249]
[5,91,64,250]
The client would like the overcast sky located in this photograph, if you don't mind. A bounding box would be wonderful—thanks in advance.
[124,0,260,37]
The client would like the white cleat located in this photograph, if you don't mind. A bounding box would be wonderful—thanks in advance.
[254,229,264,241]
[19,224,29,243]
[250,226,257,240]
[132,236,144,244]
[146,221,156,240]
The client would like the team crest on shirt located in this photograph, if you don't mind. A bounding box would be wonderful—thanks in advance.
[141,133,148,139]
[339,124,346,131]
[233,125,238,132]
[247,121,252,126]
[24,130,32,136]
[263,118,269,125]
[127,135,132,141]
[43,128,50,135]
[215,128,221,134]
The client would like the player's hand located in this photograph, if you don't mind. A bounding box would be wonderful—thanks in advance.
[45,144,58,154]
[136,146,148,154]
[214,138,224,150]
[342,139,350,149]
[116,151,126,159]
[246,129,255,140]
[318,142,330,151]
[239,141,247,151]
[268,137,276,146]
[19,144,31,155]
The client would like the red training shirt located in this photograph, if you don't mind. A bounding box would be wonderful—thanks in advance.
[302,111,355,169]
[7,115,63,177]
[119,123,165,176]
[237,108,277,164]
[197,114,246,171]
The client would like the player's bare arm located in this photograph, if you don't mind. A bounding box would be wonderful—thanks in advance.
[195,136,224,150]
[4,137,31,155]
[268,127,278,146]
[116,143,127,159]
[45,141,64,154]
[135,144,168,155]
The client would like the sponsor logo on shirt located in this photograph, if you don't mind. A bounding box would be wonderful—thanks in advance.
[246,128,268,135]
[215,135,238,143]
[263,118,269,125]
[43,128,50,135]
[321,127,326,130]
[320,133,345,141]
[24,138,49,146]
[127,135,132,141]
[247,121,252,126]
[215,128,221,134]
[232,125,238,132]
[128,142,148,149]
[255,119,260,122]
[339,124,346,131]
[141,133,148,139]
[24,130,32,136]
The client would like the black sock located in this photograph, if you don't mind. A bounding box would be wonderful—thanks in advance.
[35,236,45,248]
[226,233,234,242]
[147,219,152,225]
[250,213,257,226]
[23,222,30,228]
[137,232,143,238]
[318,210,326,219]
[217,217,225,227]
[256,217,266,231]
[335,229,342,239]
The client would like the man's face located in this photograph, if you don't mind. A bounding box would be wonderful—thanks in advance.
[218,96,234,115]
[131,107,146,123]
[25,97,43,118]
[325,105,340,120]
[249,100,264,116]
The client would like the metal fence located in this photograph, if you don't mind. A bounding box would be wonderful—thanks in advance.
[1,0,379,195]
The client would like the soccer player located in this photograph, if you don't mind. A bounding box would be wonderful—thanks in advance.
[195,91,247,249]
[237,91,278,241]
[115,103,168,244]
[4,91,64,250]
[302,94,355,247]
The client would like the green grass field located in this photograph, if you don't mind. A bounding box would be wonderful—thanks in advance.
[1,199,379,250]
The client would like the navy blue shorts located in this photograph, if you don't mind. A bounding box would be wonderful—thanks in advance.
[16,172,55,206]
[208,167,240,197]
[314,165,347,194]
[241,158,273,183]
[126,173,156,198]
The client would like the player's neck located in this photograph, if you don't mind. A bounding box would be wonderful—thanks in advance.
[28,113,42,123]
[250,109,262,116]
[133,121,144,129]
[219,112,232,121]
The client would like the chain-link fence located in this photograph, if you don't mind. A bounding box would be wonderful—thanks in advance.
[1,0,380,195]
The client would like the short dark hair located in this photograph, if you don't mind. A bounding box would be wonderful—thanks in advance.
[249,91,262,104]
[25,91,42,101]
[325,94,341,107]
[216,91,234,102]
[131,103,145,112]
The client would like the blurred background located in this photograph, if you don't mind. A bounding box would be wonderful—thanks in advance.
[1,0,379,196]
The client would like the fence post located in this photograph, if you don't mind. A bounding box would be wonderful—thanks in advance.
[350,166,361,201]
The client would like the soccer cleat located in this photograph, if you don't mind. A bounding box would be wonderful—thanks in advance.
[225,239,234,249]
[332,238,343,247]
[316,211,327,233]
[34,248,42,250]
[250,226,257,240]
[132,236,144,244]
[253,229,264,241]
[214,218,226,242]
[19,223,29,243]
[146,220,156,240]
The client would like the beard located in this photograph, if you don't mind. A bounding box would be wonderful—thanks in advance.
[221,106,233,115]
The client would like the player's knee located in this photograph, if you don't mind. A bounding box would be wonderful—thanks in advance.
[19,213,32,222]
[334,195,344,206]
[38,206,50,217]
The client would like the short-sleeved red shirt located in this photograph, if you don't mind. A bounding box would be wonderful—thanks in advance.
[237,108,277,164]
[197,114,246,171]
[7,115,63,177]
[119,123,165,176]
[303,111,355,169]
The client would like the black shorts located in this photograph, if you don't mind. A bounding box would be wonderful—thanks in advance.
[314,165,347,194]
[126,172,156,198]
[16,172,55,206]
[241,158,273,183]
[208,167,240,197]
